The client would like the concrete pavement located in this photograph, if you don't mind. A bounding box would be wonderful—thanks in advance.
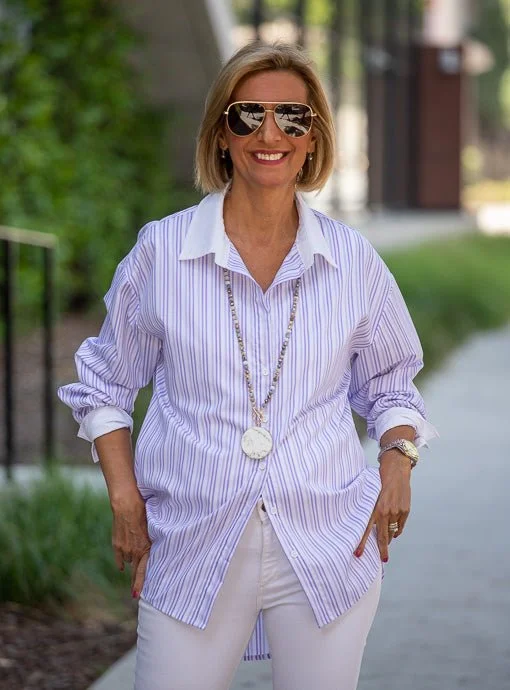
[88,325,510,689]
[358,325,510,690]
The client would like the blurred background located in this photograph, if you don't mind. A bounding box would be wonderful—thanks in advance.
[0,1,509,689]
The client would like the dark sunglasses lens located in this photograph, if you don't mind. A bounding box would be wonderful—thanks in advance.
[227,102,265,136]
[274,104,312,137]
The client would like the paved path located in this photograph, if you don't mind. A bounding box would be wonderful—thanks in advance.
[88,325,510,689]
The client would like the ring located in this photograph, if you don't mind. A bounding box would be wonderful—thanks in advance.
[388,522,399,532]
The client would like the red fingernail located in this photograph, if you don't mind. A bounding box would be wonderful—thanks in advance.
[132,590,138,599]
[382,557,388,563]
[354,549,362,558]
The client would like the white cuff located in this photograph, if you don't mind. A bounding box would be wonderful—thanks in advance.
[374,407,439,449]
[78,406,134,463]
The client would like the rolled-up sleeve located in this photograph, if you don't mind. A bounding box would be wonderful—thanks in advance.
[348,275,438,448]
[57,230,162,461]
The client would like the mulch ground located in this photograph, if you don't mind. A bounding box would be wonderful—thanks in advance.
[0,313,138,688]
[0,601,137,689]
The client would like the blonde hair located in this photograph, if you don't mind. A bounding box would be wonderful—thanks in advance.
[195,41,336,194]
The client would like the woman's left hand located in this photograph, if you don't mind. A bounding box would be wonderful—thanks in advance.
[354,451,412,562]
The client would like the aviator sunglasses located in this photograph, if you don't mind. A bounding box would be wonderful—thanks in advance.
[224,101,317,138]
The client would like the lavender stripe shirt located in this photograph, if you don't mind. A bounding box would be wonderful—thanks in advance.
[58,190,437,661]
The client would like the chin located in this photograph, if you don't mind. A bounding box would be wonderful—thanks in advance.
[247,173,297,190]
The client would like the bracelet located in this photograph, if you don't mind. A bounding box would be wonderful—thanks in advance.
[377,439,419,468]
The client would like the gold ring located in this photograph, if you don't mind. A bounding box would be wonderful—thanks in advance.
[389,522,399,532]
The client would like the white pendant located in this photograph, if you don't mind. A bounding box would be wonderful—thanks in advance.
[241,427,273,460]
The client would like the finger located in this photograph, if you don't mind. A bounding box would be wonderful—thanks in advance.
[355,514,376,558]
[113,547,125,572]
[377,520,390,562]
[394,512,409,538]
[131,550,150,597]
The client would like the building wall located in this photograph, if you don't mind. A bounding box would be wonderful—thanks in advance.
[114,0,235,185]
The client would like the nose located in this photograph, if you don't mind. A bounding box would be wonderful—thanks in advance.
[256,110,282,144]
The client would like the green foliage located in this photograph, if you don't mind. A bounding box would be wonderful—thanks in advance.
[0,0,198,320]
[383,234,510,372]
[0,471,129,609]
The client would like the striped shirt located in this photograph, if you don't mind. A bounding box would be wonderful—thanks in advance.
[58,190,437,660]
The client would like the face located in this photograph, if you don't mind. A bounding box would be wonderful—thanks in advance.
[219,70,316,192]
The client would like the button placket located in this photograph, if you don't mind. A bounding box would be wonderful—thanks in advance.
[260,295,273,411]
[252,285,266,419]
[255,288,272,413]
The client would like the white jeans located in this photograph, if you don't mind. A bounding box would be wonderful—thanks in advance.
[135,499,382,690]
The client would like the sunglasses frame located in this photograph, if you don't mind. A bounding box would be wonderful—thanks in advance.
[223,101,317,138]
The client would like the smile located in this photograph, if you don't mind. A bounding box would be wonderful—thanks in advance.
[252,152,288,162]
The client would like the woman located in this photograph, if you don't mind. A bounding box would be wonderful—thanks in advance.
[58,42,437,690]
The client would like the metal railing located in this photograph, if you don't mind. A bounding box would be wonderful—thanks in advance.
[0,225,57,481]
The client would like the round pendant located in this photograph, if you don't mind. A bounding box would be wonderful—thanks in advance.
[241,427,273,460]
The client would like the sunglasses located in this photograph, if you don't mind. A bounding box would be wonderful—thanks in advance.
[224,101,317,138]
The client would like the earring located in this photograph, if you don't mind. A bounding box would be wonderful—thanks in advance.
[221,149,228,159]
[307,152,314,161]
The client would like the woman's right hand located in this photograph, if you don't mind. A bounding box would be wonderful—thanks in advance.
[111,490,152,598]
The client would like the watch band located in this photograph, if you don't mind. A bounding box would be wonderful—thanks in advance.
[377,439,419,468]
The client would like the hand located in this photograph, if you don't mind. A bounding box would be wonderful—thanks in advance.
[354,450,411,562]
[111,491,152,598]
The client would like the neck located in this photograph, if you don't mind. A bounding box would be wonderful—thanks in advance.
[223,179,299,248]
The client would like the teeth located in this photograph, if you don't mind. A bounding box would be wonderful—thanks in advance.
[255,152,285,161]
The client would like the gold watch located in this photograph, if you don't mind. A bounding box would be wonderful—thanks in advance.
[377,439,419,468]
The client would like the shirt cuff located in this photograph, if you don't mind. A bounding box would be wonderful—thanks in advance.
[78,406,134,463]
[374,407,439,448]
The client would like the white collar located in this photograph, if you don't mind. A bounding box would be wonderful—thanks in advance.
[179,187,337,270]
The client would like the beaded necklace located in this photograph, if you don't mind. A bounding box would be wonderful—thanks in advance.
[223,268,301,459]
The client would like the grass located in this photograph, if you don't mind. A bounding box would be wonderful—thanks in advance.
[0,471,131,616]
[383,234,510,374]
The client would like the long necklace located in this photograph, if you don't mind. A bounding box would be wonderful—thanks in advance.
[223,268,301,460]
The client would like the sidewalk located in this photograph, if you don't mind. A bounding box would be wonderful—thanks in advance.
[88,325,510,690]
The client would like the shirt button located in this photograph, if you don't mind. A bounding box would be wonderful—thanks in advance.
[259,462,266,470]
[262,366,269,376]
[270,506,278,515]
[291,550,299,558]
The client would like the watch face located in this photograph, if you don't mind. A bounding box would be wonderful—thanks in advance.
[401,440,419,461]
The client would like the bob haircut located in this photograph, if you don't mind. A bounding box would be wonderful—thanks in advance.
[195,41,336,194]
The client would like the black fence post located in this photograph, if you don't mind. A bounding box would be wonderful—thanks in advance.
[43,246,55,467]
[0,227,57,481]
[295,0,307,47]
[253,0,264,40]
[1,239,14,481]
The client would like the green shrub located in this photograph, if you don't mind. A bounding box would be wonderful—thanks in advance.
[0,471,129,610]
[383,234,510,372]
[0,0,199,323]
